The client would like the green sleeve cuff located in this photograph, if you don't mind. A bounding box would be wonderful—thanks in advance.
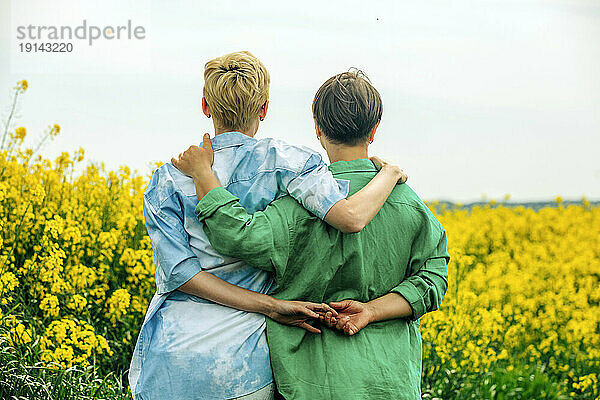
[391,280,426,321]
[194,187,239,221]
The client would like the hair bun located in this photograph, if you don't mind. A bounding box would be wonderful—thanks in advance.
[220,61,242,74]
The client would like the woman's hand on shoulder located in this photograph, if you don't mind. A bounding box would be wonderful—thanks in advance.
[172,133,214,180]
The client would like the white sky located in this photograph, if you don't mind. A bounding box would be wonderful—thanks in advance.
[1,0,599,202]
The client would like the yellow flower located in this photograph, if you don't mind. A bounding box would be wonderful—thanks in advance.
[15,126,27,140]
[38,318,113,367]
[66,294,87,312]
[75,147,85,162]
[10,323,33,344]
[106,288,131,325]
[0,271,19,295]
[40,294,60,317]
[15,79,28,91]
[50,124,61,137]
[30,184,46,206]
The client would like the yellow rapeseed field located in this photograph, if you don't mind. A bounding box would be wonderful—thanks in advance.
[1,81,598,399]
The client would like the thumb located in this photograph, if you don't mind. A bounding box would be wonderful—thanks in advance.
[203,133,214,160]
[399,170,408,184]
[369,156,384,170]
[345,321,359,336]
[329,300,353,310]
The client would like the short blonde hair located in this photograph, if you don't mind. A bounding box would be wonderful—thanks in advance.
[203,51,270,132]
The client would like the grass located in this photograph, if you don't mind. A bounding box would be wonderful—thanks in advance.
[422,364,569,399]
[0,329,131,400]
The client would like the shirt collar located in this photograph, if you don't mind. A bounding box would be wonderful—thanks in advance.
[205,131,257,151]
[328,158,379,175]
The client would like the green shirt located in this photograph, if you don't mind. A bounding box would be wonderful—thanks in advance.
[195,159,450,400]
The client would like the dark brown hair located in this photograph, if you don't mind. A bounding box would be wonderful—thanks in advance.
[312,69,382,145]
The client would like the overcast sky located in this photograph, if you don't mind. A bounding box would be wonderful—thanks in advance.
[1,0,599,202]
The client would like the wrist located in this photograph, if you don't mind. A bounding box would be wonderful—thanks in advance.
[364,301,379,324]
[193,172,221,200]
[191,168,214,182]
[382,164,401,178]
[258,295,279,318]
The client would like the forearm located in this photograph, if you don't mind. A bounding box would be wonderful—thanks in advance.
[195,187,284,271]
[366,292,414,323]
[324,165,401,233]
[178,271,276,315]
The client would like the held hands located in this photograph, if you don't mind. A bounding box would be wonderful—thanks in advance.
[268,299,338,334]
[319,300,375,336]
[171,133,214,180]
[269,298,376,336]
[370,156,408,185]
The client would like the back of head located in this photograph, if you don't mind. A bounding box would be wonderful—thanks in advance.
[203,51,270,132]
[312,69,382,145]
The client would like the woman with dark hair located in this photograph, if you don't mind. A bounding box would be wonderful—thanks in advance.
[173,70,449,400]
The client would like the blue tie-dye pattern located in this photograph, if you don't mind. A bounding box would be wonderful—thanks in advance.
[129,132,349,400]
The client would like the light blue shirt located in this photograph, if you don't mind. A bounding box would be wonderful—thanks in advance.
[129,132,349,400]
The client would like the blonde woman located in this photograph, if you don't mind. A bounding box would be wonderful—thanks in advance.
[129,52,406,400]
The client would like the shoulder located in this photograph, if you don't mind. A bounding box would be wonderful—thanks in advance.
[388,184,444,231]
[144,163,189,207]
[225,137,326,187]
[249,137,324,172]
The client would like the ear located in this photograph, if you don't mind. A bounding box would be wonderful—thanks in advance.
[202,97,210,118]
[314,119,326,149]
[369,121,380,143]
[259,100,269,120]
[314,119,323,138]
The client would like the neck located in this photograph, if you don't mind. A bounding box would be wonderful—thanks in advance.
[213,121,258,138]
[324,141,369,164]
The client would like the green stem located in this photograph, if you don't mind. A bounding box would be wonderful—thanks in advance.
[1,89,20,151]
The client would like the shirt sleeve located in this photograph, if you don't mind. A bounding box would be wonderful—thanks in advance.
[194,187,294,275]
[286,153,349,220]
[143,193,203,294]
[391,212,450,320]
